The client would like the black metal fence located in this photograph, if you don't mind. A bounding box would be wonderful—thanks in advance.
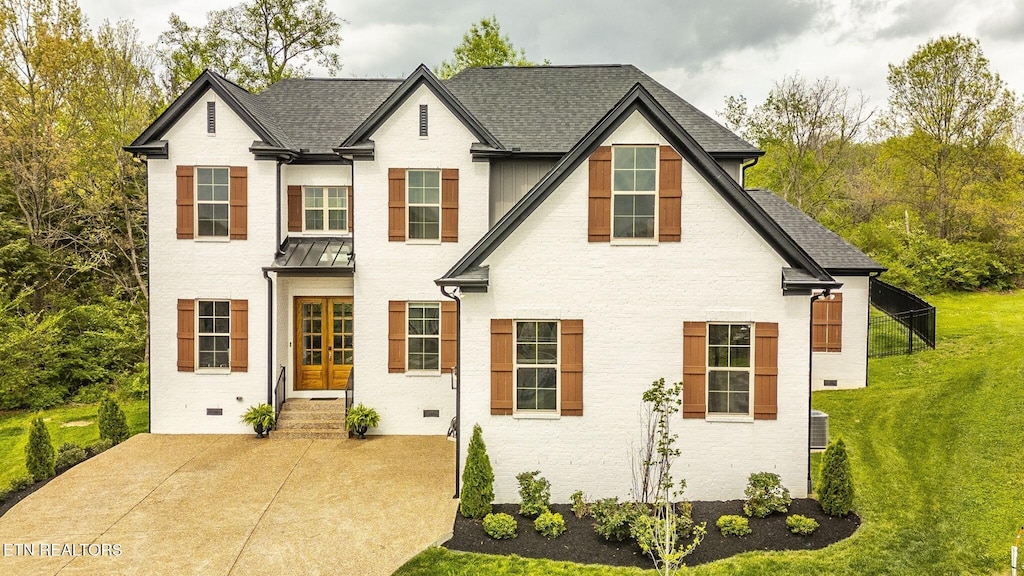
[868,279,936,358]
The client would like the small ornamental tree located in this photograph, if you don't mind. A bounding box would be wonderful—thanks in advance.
[25,417,55,481]
[460,424,495,519]
[98,396,130,445]
[818,438,855,516]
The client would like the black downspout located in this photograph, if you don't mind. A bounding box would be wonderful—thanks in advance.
[808,288,831,494]
[740,156,759,187]
[264,269,274,406]
[440,286,461,499]
[275,160,284,256]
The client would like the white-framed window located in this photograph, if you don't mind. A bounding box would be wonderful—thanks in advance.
[612,146,657,239]
[197,300,231,369]
[407,170,440,240]
[514,320,559,412]
[303,186,348,232]
[407,302,440,371]
[196,167,230,237]
[707,323,752,415]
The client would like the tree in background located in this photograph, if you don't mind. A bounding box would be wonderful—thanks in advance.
[880,34,1020,242]
[158,0,343,95]
[721,75,871,224]
[436,16,547,79]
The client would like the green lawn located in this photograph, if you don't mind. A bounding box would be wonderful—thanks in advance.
[395,290,1024,575]
[0,399,148,487]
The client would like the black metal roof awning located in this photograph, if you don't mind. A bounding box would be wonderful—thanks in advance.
[264,237,354,275]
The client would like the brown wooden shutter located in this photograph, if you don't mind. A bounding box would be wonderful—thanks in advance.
[812,294,843,352]
[388,301,406,373]
[230,300,248,372]
[441,301,457,371]
[176,166,194,239]
[229,166,247,240]
[682,321,707,418]
[177,299,195,372]
[347,185,354,232]
[659,146,682,242]
[588,146,612,242]
[827,294,843,352]
[287,185,302,232]
[388,168,406,241]
[560,320,584,416]
[441,168,459,242]
[490,319,513,415]
[754,322,779,420]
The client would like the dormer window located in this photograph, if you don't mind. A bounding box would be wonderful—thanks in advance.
[207,102,216,134]
[612,146,658,239]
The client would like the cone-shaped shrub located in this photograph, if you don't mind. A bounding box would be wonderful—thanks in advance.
[460,424,495,519]
[25,417,55,481]
[818,438,854,516]
[98,396,130,445]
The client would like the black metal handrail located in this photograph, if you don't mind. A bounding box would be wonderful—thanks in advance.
[344,368,354,412]
[273,366,286,427]
[869,278,936,357]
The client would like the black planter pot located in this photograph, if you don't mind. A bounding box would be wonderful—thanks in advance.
[354,425,368,439]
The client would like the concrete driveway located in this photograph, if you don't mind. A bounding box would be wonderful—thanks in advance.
[0,434,457,576]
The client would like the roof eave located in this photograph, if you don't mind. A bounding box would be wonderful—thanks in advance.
[333,141,375,160]
[123,140,168,159]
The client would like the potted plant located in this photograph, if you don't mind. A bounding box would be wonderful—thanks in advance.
[345,403,380,439]
[241,403,276,438]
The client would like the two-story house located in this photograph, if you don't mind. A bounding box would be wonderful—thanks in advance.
[127,64,882,502]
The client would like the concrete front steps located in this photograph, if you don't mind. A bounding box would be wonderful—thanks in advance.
[274,398,348,440]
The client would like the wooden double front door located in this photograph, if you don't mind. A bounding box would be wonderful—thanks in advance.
[294,297,353,390]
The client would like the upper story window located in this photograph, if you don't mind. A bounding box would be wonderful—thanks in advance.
[407,170,440,240]
[197,300,231,369]
[612,146,657,239]
[304,186,349,233]
[707,323,751,415]
[196,167,230,237]
[515,320,559,412]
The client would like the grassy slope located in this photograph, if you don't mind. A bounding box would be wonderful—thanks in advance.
[0,399,149,486]
[394,291,1024,575]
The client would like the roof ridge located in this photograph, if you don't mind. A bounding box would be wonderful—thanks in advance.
[473,64,631,70]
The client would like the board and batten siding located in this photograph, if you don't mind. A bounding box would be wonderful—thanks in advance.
[488,159,557,225]
[457,110,810,503]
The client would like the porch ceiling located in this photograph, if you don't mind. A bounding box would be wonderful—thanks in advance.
[265,237,354,275]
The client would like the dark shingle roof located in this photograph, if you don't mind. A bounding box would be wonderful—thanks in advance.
[444,65,758,155]
[747,189,884,273]
[258,78,404,154]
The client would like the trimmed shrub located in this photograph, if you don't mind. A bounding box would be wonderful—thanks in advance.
[0,488,8,502]
[570,490,589,518]
[98,396,129,444]
[716,515,751,537]
[534,510,566,539]
[675,500,696,539]
[515,470,551,518]
[743,471,792,517]
[55,444,87,471]
[86,438,114,457]
[459,424,494,519]
[592,498,645,542]
[819,438,855,516]
[8,474,34,492]
[482,512,518,539]
[786,514,820,535]
[25,417,55,481]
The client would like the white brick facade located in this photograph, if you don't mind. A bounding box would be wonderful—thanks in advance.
[812,275,870,389]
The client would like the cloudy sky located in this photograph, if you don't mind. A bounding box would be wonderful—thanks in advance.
[78,0,1024,120]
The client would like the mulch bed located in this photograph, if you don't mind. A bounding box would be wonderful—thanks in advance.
[0,476,53,520]
[445,499,860,568]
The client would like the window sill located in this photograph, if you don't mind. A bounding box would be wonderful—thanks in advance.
[610,238,658,246]
[704,414,754,423]
[512,411,560,420]
[193,236,231,243]
[301,231,352,237]
[406,238,442,245]
[195,368,232,375]
[405,370,441,377]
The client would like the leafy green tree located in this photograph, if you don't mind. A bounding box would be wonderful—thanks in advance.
[158,0,343,94]
[818,438,854,516]
[25,416,55,481]
[436,16,547,79]
[98,396,130,445]
[722,75,871,222]
[880,34,1020,241]
[459,424,494,519]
